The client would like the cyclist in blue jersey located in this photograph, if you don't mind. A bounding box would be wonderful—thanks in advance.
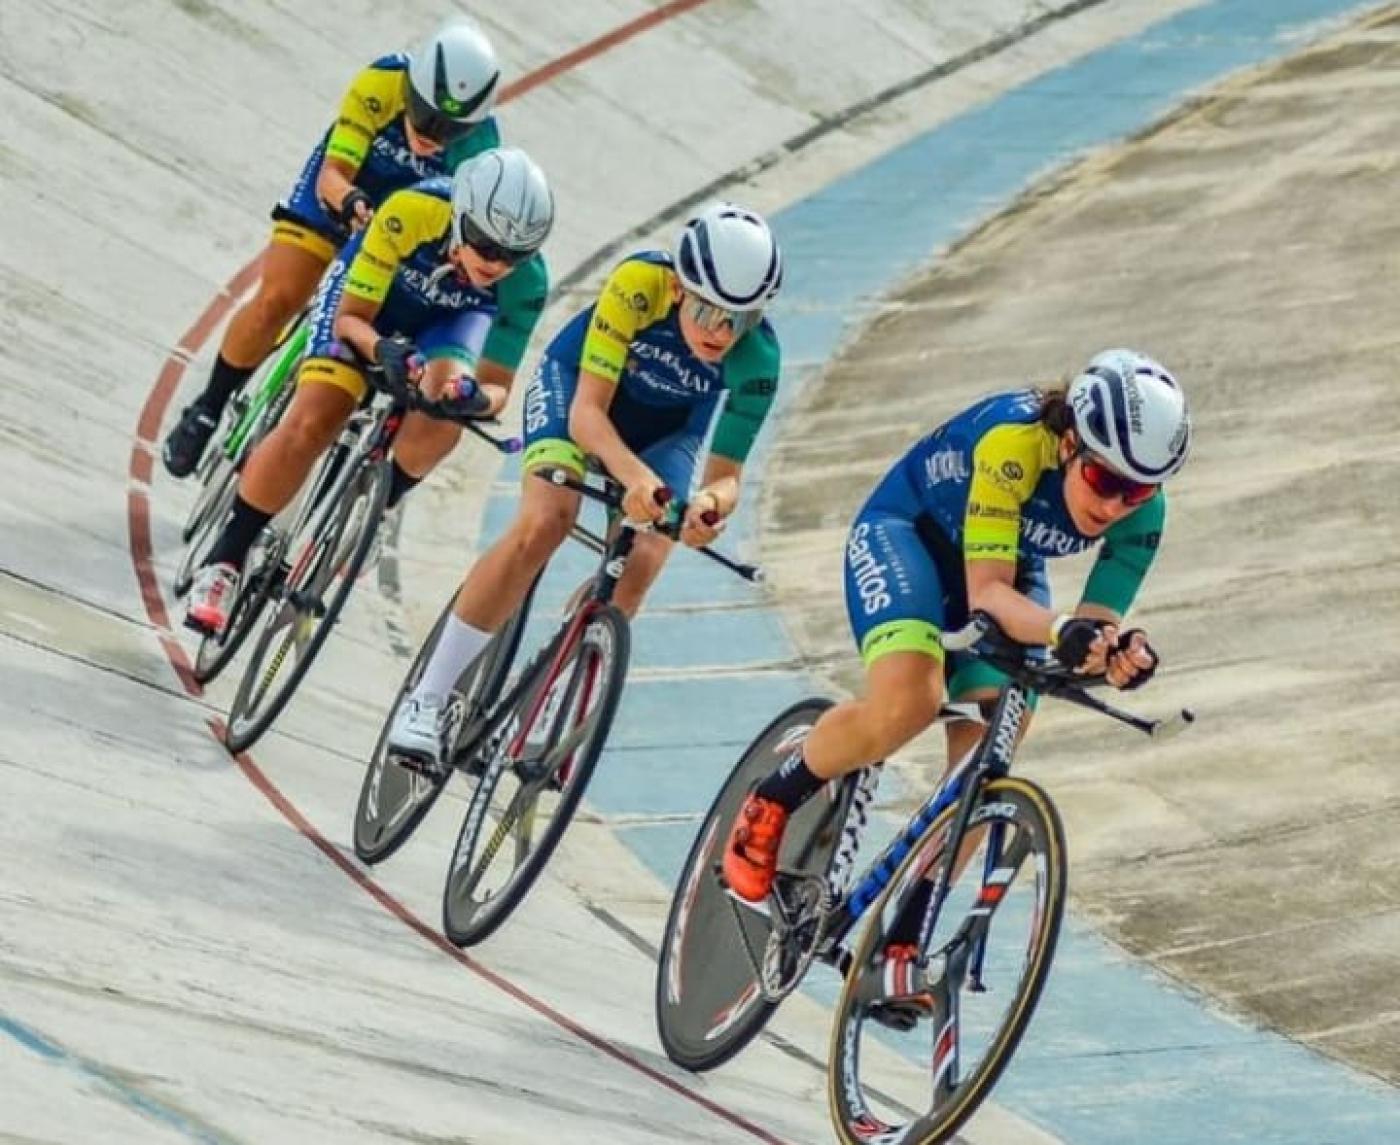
[384,204,786,765]
[163,19,503,477]
[723,349,1193,906]
[184,149,553,637]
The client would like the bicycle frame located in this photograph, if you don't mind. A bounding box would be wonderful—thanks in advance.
[455,504,644,776]
[817,680,1033,967]
[222,320,309,460]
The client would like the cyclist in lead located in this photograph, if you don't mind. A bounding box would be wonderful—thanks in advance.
[382,203,786,765]
[182,148,554,637]
[722,349,1193,923]
[162,19,504,478]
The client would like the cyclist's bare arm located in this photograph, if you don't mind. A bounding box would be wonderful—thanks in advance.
[472,358,513,417]
[681,454,741,547]
[332,293,384,361]
[569,370,666,521]
[316,156,370,227]
[965,559,1061,647]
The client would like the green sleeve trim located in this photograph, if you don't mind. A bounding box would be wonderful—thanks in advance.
[444,118,503,170]
[1081,490,1167,616]
[480,254,549,371]
[711,327,780,462]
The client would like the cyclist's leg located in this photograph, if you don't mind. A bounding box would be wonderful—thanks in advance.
[191,213,333,416]
[942,556,1050,762]
[610,398,712,617]
[395,355,582,721]
[189,266,364,582]
[723,504,949,901]
[387,310,493,504]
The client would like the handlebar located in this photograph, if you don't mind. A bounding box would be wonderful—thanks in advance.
[943,611,1194,739]
[534,467,764,584]
[364,364,521,455]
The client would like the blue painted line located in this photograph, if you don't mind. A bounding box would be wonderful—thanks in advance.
[1,1012,230,1144]
[473,0,1400,1140]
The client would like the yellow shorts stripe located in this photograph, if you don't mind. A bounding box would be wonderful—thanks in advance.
[270,219,339,263]
[297,356,367,401]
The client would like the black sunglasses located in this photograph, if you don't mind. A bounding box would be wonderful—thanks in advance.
[457,214,534,266]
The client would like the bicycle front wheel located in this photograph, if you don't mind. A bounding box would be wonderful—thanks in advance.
[827,775,1066,1145]
[441,602,629,948]
[352,580,536,865]
[224,457,388,752]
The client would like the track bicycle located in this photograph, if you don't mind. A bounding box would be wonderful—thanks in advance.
[656,611,1193,1144]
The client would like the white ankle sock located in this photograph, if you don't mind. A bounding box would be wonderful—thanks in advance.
[414,613,491,701]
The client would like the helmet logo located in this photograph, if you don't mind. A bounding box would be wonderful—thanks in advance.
[1123,375,1144,434]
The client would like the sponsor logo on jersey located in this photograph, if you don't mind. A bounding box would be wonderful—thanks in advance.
[398,263,479,309]
[923,447,969,487]
[847,522,893,615]
[629,341,714,396]
[1020,516,1093,556]
[369,133,437,179]
[1001,460,1024,482]
[524,371,550,434]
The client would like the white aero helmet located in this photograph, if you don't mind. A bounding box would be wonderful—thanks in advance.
[451,148,554,259]
[1068,348,1192,483]
[406,20,500,138]
[672,203,783,311]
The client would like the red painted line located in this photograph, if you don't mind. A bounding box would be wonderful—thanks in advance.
[499,0,716,101]
[125,6,791,1143]
[212,721,787,1145]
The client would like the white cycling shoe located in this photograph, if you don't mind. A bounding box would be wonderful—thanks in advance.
[184,562,240,637]
[386,692,446,768]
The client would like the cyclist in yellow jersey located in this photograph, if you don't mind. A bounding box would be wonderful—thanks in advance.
[163,19,502,477]
[384,204,787,765]
[722,349,1193,904]
[184,150,553,637]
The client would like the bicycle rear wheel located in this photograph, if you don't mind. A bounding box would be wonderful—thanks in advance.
[352,578,536,865]
[656,697,869,1072]
[826,775,1066,1145]
[441,602,628,948]
[224,457,388,752]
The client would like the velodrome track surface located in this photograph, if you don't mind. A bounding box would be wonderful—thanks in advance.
[2,1,1397,1142]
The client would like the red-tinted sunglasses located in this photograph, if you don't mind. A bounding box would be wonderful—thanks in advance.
[1076,448,1157,506]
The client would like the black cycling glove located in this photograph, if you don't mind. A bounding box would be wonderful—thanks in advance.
[1050,615,1113,670]
[374,337,421,397]
[1111,628,1158,690]
[336,188,373,228]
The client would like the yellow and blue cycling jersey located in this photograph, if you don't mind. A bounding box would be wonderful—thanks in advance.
[273,53,500,259]
[521,252,781,487]
[300,176,547,399]
[846,388,1166,695]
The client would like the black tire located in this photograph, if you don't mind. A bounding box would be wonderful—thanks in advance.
[174,457,238,597]
[352,578,537,865]
[441,603,629,948]
[191,550,282,685]
[179,426,235,544]
[656,697,870,1072]
[223,457,388,752]
[179,329,299,545]
[826,775,1067,1145]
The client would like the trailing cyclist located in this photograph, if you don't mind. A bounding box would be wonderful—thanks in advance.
[183,147,554,637]
[384,202,786,765]
[722,349,1193,938]
[162,19,504,477]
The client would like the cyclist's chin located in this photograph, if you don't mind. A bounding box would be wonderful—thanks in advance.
[406,131,444,159]
[1067,501,1112,537]
[681,334,730,363]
